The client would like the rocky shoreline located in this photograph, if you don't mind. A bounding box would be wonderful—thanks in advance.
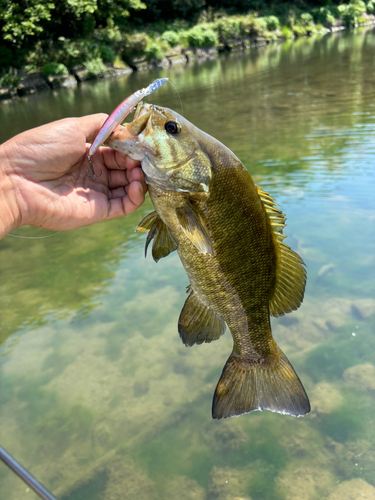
[1,20,374,102]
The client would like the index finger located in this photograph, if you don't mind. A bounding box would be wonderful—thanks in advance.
[99,147,141,172]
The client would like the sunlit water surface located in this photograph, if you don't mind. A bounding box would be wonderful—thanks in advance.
[1,28,375,500]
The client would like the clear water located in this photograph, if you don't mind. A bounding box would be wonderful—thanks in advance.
[1,28,375,500]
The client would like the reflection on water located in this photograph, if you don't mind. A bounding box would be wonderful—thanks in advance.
[1,27,375,500]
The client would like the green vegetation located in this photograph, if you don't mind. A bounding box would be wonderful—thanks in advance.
[185,25,219,48]
[0,0,374,87]
[42,62,69,77]
[0,67,20,89]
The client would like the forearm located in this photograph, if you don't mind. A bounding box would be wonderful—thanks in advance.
[0,143,21,240]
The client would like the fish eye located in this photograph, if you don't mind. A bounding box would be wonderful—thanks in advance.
[165,121,181,134]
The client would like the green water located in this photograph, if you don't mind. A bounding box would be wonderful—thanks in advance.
[1,28,375,500]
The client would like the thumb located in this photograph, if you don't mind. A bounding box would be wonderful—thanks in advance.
[75,113,109,144]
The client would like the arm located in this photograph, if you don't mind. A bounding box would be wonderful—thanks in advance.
[0,114,146,240]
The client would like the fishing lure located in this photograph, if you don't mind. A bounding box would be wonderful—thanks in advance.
[86,78,169,179]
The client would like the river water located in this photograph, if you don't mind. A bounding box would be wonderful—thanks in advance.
[1,27,375,500]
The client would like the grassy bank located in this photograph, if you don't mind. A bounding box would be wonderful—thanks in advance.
[1,0,375,93]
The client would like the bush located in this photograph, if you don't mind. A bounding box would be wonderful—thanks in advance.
[338,1,366,26]
[214,17,241,41]
[367,1,375,13]
[292,24,307,37]
[280,26,294,39]
[0,67,20,89]
[239,15,266,36]
[84,58,106,77]
[99,44,116,63]
[42,62,69,77]
[255,17,268,32]
[185,25,218,48]
[160,30,180,47]
[312,7,336,27]
[145,42,165,61]
[285,9,298,28]
[357,15,368,22]
[121,33,150,60]
[264,15,280,31]
[300,13,314,26]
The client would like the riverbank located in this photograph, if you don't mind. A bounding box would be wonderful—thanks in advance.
[1,2,375,102]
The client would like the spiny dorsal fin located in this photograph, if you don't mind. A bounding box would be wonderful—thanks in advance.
[256,186,306,317]
[179,286,226,346]
[137,212,178,262]
[176,203,214,255]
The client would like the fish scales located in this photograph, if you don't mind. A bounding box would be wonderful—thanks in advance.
[106,101,310,419]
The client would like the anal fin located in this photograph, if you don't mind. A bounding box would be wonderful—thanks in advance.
[178,287,226,346]
[212,348,310,419]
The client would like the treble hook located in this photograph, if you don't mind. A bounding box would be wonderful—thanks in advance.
[85,154,102,180]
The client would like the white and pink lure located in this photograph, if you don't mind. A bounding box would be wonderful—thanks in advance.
[87,78,168,178]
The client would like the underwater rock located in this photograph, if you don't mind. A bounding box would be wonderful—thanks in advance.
[92,421,112,448]
[104,457,157,500]
[343,363,375,391]
[207,466,252,500]
[351,299,375,320]
[328,478,375,500]
[310,382,343,415]
[274,297,352,356]
[275,465,336,500]
[164,475,205,500]
[205,420,248,457]
[335,440,375,487]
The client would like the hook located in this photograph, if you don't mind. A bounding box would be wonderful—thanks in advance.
[85,154,102,180]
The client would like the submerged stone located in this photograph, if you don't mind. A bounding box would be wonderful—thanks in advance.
[207,466,252,500]
[328,478,375,500]
[275,465,336,500]
[343,363,375,391]
[164,475,205,500]
[310,382,344,415]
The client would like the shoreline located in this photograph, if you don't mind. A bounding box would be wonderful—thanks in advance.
[1,19,374,103]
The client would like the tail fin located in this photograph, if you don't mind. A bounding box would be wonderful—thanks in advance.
[212,350,310,419]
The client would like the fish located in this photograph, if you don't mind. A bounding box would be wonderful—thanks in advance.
[106,102,310,419]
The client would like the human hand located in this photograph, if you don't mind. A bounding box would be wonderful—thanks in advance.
[0,114,146,239]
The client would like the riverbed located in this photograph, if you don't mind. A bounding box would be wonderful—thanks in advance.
[1,27,375,500]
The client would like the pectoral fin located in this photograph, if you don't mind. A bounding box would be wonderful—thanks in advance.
[137,211,158,232]
[176,204,213,255]
[179,287,226,346]
[137,212,178,262]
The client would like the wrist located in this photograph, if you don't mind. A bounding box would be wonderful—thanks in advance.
[0,143,22,240]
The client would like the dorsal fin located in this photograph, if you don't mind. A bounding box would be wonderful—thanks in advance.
[257,186,306,317]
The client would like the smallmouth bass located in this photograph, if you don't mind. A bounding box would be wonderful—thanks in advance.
[106,103,310,419]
